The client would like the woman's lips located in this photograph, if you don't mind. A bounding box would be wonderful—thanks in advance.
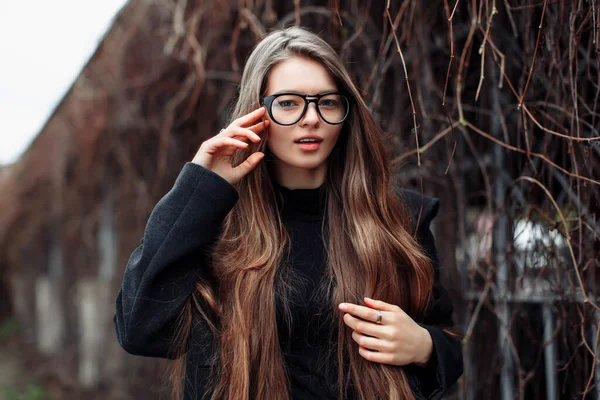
[296,141,321,151]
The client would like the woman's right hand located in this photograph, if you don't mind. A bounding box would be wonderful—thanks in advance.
[192,106,269,185]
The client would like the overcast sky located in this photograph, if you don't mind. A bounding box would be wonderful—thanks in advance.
[0,0,129,166]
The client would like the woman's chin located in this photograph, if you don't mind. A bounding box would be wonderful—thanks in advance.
[287,158,328,171]
[269,153,328,171]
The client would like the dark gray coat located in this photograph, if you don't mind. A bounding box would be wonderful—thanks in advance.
[114,162,463,399]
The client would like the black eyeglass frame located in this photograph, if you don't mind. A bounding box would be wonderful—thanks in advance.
[260,91,353,126]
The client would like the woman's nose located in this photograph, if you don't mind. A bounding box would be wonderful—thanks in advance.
[300,103,320,126]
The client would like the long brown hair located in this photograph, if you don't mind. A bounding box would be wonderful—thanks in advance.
[171,26,435,400]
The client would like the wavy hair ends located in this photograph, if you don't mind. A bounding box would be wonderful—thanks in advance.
[170,26,435,400]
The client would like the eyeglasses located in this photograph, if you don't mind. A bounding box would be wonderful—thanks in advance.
[260,91,352,126]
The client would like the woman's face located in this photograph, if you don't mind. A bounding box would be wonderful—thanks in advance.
[263,55,344,187]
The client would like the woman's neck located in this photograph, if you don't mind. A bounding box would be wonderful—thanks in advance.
[272,160,327,190]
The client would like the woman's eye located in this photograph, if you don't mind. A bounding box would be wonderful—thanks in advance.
[275,99,300,108]
[319,100,339,107]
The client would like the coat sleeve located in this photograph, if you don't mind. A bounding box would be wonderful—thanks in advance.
[397,189,464,400]
[113,162,239,359]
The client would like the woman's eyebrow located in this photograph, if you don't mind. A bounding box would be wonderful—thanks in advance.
[272,89,338,95]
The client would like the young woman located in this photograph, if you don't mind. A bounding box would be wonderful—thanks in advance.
[114,27,463,400]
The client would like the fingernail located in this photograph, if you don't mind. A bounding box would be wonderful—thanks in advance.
[338,303,347,310]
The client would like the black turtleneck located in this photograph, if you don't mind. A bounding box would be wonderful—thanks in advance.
[273,182,339,399]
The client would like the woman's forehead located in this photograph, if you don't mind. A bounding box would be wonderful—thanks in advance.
[265,56,337,95]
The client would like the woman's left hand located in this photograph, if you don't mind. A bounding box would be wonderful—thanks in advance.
[338,297,433,367]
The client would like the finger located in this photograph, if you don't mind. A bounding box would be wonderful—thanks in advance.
[233,151,265,176]
[364,297,401,312]
[232,106,267,127]
[205,137,249,152]
[228,125,265,143]
[342,313,390,339]
[338,302,383,324]
[358,346,396,365]
[246,119,269,134]
[351,331,392,353]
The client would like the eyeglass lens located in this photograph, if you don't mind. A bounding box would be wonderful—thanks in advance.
[270,94,349,124]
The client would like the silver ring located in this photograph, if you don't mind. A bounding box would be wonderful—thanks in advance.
[219,128,226,133]
[376,310,383,324]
